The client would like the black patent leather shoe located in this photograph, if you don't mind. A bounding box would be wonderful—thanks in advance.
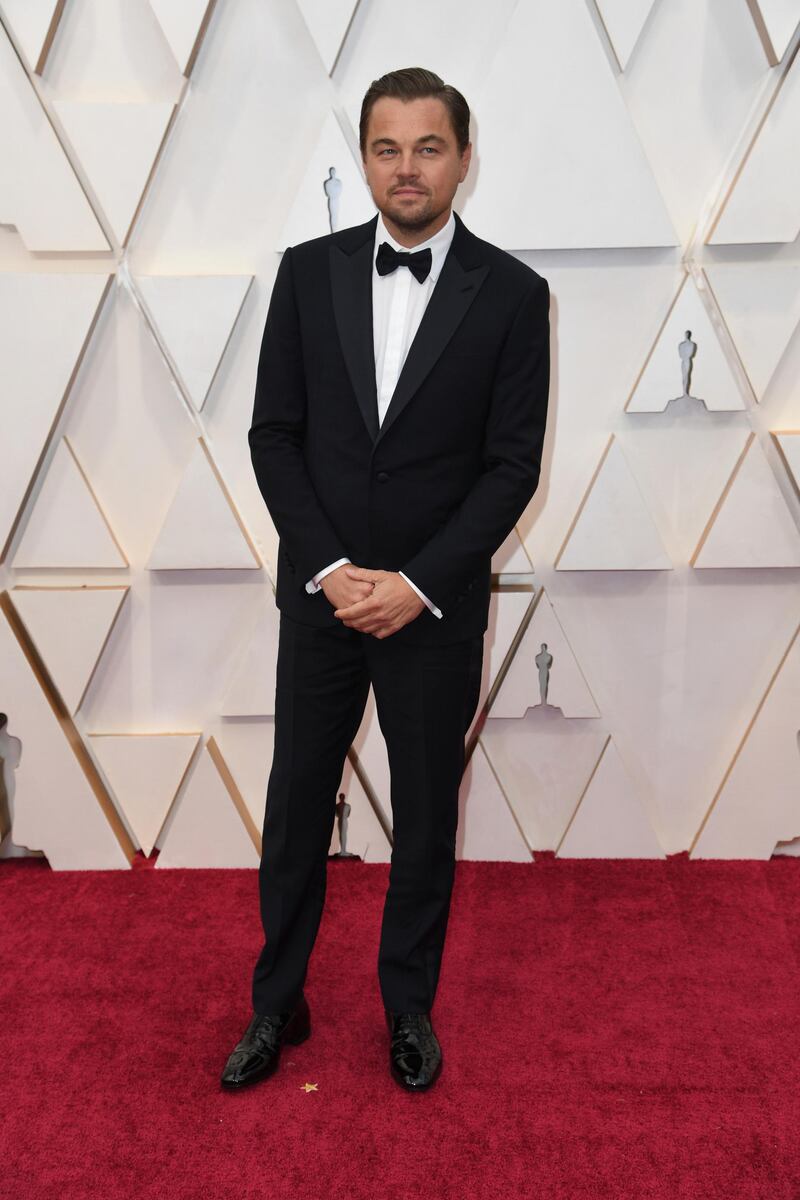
[220,993,310,1090]
[385,1009,442,1091]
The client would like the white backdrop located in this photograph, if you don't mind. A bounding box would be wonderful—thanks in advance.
[1,0,799,869]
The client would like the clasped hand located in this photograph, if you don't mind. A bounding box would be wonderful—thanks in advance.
[321,564,424,638]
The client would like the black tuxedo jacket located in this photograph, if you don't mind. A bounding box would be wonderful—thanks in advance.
[249,209,551,646]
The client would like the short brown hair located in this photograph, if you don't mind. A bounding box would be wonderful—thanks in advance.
[359,67,471,157]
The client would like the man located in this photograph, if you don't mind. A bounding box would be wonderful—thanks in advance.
[221,66,550,1093]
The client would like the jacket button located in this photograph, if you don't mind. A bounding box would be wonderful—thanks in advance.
[376,471,390,482]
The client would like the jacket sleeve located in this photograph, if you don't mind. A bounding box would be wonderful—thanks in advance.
[248,246,349,586]
[399,275,550,613]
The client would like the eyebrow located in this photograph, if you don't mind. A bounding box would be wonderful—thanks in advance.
[369,133,448,150]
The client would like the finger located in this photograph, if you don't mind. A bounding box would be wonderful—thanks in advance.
[338,609,376,628]
[357,619,383,638]
[343,618,381,633]
[344,566,382,582]
[334,598,373,619]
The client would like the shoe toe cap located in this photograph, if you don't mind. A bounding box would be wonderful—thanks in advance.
[391,1044,442,1089]
[221,1047,270,1086]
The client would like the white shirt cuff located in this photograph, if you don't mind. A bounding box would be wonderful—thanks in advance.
[399,571,443,618]
[306,557,350,593]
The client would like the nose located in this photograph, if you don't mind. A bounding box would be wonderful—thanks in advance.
[394,154,421,179]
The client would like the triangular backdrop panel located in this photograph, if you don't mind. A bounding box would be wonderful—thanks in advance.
[221,597,280,717]
[0,271,109,560]
[146,0,216,75]
[491,589,600,719]
[11,586,128,713]
[147,437,260,570]
[0,595,130,870]
[157,742,259,868]
[593,0,658,70]
[0,0,65,73]
[135,273,253,412]
[0,26,108,250]
[692,433,800,568]
[709,50,800,244]
[558,738,665,858]
[627,271,746,412]
[705,261,800,402]
[463,0,676,247]
[491,527,533,573]
[623,420,753,560]
[296,0,360,73]
[750,0,800,63]
[212,720,274,832]
[90,733,200,857]
[691,624,800,860]
[12,438,128,569]
[457,743,532,861]
[775,431,800,492]
[481,707,609,852]
[278,110,375,248]
[53,100,175,245]
[555,436,672,570]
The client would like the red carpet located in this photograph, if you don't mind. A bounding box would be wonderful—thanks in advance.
[2,853,800,1199]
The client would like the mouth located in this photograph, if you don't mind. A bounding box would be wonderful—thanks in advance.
[393,189,425,196]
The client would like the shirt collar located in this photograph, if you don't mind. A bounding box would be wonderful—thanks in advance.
[373,208,456,284]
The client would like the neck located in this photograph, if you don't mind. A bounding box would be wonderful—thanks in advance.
[380,206,452,248]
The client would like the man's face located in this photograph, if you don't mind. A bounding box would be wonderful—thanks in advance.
[362,96,471,233]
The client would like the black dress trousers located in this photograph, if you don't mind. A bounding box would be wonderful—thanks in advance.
[251,610,484,1016]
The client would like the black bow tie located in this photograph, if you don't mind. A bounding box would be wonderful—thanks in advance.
[376,241,432,284]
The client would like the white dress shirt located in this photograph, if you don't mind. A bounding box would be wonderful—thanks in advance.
[305,208,457,619]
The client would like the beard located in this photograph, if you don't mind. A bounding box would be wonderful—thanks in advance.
[383,192,442,232]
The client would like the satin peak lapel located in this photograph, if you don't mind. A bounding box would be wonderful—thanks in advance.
[329,218,380,443]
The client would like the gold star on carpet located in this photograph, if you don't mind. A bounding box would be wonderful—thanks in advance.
[300,1082,318,1092]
